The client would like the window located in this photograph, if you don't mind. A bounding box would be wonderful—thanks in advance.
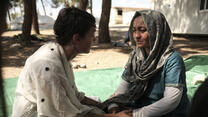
[200,0,208,11]
[207,0,208,9]
[117,9,123,15]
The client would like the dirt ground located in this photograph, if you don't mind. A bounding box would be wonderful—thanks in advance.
[1,25,208,78]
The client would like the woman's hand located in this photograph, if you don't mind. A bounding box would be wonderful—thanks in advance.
[116,110,133,117]
[108,107,120,113]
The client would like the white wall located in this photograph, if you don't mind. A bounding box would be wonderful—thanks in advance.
[154,0,208,35]
[109,8,118,25]
[123,11,135,25]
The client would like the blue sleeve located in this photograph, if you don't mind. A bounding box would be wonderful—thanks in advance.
[165,52,186,87]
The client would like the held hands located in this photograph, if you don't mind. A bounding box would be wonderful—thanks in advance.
[108,107,120,114]
[115,110,133,117]
[108,93,132,117]
[108,106,132,117]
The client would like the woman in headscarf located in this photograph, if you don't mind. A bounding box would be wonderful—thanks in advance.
[102,10,189,117]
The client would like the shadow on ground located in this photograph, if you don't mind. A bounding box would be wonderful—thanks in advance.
[173,36,208,58]
[1,34,55,67]
[1,29,208,68]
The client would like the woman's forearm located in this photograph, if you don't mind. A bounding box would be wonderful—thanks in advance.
[133,86,183,117]
[114,79,129,95]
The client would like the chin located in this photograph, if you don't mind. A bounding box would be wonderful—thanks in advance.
[136,45,144,48]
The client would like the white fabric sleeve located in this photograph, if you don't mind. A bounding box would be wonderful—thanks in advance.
[114,79,130,95]
[70,62,86,101]
[133,86,183,117]
[30,60,84,117]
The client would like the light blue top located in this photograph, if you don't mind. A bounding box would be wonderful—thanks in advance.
[122,51,190,117]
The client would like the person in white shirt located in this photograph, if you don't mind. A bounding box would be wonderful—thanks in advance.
[12,7,130,117]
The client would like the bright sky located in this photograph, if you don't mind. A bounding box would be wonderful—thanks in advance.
[11,0,150,20]
[92,0,151,17]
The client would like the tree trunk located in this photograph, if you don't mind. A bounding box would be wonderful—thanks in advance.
[98,0,111,43]
[0,0,9,116]
[40,0,46,15]
[7,10,11,21]
[90,0,92,14]
[32,0,40,34]
[19,1,23,16]
[22,0,33,45]
[80,0,88,11]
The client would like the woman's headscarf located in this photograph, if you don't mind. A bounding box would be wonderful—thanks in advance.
[102,10,174,111]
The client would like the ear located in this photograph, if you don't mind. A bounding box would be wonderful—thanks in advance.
[72,33,80,44]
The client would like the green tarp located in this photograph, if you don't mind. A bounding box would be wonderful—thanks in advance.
[2,55,208,117]
[184,55,208,101]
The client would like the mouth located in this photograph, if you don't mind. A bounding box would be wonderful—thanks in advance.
[136,41,143,44]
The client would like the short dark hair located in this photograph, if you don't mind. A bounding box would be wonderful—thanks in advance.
[53,7,96,46]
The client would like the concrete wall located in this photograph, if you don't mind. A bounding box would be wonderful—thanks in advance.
[110,8,123,25]
[154,0,208,35]
[110,7,148,25]
[123,11,135,25]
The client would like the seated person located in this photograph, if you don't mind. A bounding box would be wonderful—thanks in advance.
[102,10,189,117]
[113,31,130,47]
[124,31,130,46]
[12,7,130,117]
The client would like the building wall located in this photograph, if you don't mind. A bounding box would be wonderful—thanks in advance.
[110,8,123,25]
[123,11,135,25]
[154,0,208,35]
[110,7,148,25]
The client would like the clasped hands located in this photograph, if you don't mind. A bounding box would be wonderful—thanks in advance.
[107,93,133,117]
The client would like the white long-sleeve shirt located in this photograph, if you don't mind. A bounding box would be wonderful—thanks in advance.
[12,43,102,117]
[113,80,183,117]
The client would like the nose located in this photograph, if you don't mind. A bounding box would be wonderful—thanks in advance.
[135,31,141,38]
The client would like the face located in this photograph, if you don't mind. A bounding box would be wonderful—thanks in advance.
[132,16,150,48]
[76,26,96,53]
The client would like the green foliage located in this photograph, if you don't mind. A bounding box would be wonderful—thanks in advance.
[51,0,72,8]
[51,0,90,8]
[51,0,62,8]
[9,0,23,7]
[10,12,18,19]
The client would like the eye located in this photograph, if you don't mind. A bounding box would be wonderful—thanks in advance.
[138,27,147,32]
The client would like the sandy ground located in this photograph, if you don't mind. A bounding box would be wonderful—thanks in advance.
[1,25,208,78]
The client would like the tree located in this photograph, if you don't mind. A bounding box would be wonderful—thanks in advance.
[0,0,9,116]
[51,0,91,11]
[98,0,111,43]
[32,0,40,34]
[40,0,47,15]
[51,0,77,8]
[18,0,23,16]
[22,0,40,45]
[22,0,33,45]
[89,0,92,14]
[79,0,88,11]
